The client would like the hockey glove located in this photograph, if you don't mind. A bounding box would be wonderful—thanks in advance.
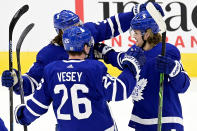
[132,2,164,17]
[155,55,181,77]
[93,43,114,59]
[122,46,146,79]
[15,104,31,125]
[93,49,103,60]
[1,69,19,88]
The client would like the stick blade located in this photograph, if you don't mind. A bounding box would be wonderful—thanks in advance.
[146,2,166,33]
[16,23,34,53]
[9,5,29,38]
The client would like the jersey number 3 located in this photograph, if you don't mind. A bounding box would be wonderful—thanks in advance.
[54,84,92,120]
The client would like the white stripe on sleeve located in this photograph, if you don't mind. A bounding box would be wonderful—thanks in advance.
[112,79,117,101]
[24,74,39,93]
[115,14,123,34]
[107,18,115,38]
[116,78,127,100]
[15,104,26,124]
[32,97,49,109]
[26,105,41,117]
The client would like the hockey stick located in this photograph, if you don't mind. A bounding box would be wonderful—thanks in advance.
[146,2,166,131]
[16,23,34,131]
[9,5,29,131]
[148,0,155,2]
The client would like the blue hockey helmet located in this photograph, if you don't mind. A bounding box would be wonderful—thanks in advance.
[54,10,80,33]
[130,10,160,34]
[62,26,93,52]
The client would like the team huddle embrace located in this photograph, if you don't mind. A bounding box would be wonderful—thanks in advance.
[1,1,190,131]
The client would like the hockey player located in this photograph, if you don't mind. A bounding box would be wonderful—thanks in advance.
[94,10,190,131]
[1,2,163,96]
[0,117,7,131]
[14,26,145,131]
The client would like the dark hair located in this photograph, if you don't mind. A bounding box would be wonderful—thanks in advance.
[51,30,63,46]
[68,51,83,56]
[146,29,162,47]
[67,44,89,56]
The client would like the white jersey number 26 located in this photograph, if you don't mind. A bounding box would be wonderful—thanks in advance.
[54,84,92,120]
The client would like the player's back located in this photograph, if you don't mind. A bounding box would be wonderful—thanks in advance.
[44,59,115,131]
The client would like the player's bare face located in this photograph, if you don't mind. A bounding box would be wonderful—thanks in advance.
[132,30,144,47]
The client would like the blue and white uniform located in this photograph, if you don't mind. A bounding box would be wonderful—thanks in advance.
[0,117,7,131]
[103,43,190,131]
[13,12,134,96]
[15,59,136,131]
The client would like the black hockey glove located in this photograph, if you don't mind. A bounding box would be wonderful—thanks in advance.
[93,43,114,60]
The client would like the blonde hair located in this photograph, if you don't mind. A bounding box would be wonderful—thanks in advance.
[51,30,63,46]
[146,29,162,47]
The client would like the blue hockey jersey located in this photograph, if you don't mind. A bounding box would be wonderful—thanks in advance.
[104,43,190,131]
[13,12,134,96]
[15,59,136,131]
[0,117,7,131]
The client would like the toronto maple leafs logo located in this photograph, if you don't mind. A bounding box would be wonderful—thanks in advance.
[131,78,148,101]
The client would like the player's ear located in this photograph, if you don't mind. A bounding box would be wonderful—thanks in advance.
[84,44,90,54]
[144,31,150,40]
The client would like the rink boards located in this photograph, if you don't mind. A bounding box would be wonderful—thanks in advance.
[0,52,196,77]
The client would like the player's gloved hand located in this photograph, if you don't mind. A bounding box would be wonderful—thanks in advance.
[132,2,164,17]
[93,43,114,59]
[93,49,103,60]
[155,55,181,77]
[1,69,19,88]
[122,46,146,78]
[15,104,31,125]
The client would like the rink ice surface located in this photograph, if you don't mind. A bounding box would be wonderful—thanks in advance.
[0,78,196,131]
